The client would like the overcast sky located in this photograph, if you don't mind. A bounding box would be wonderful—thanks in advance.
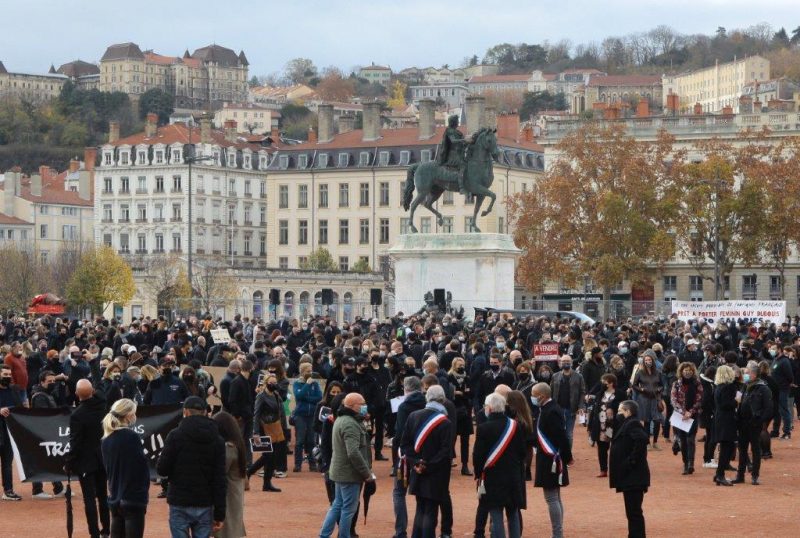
[2,0,798,77]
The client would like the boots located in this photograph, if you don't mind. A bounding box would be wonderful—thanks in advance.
[731,472,745,484]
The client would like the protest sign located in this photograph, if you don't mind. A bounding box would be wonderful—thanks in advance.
[533,342,560,361]
[671,300,786,326]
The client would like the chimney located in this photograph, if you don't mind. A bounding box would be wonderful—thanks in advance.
[69,159,80,173]
[693,102,703,115]
[482,106,497,129]
[665,93,679,116]
[84,147,97,171]
[3,170,19,217]
[465,95,485,135]
[722,105,733,115]
[317,104,334,143]
[30,174,42,197]
[270,126,280,140]
[308,126,318,143]
[145,112,158,138]
[224,120,237,142]
[38,165,51,182]
[362,102,382,142]
[636,99,650,117]
[417,99,435,140]
[200,115,212,144]
[109,121,120,143]
[753,99,762,112]
[496,113,520,141]
[338,115,356,134]
[521,124,533,142]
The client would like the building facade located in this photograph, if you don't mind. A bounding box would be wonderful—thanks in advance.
[662,55,770,114]
[410,83,469,109]
[213,103,279,135]
[358,64,392,86]
[98,43,249,110]
[0,61,67,103]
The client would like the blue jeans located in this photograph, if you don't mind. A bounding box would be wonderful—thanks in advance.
[490,507,521,538]
[294,414,316,467]
[562,409,576,449]
[392,476,408,538]
[776,390,793,435]
[319,481,361,538]
[168,505,212,538]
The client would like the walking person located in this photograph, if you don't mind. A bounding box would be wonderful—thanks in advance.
[550,355,586,450]
[588,374,626,477]
[609,400,650,538]
[699,366,718,468]
[64,379,111,538]
[292,362,322,472]
[712,365,739,486]
[0,363,23,501]
[101,398,149,538]
[631,351,664,449]
[29,370,65,499]
[399,385,454,538]
[770,345,794,439]
[212,412,247,538]
[531,382,573,538]
[157,396,227,538]
[733,361,773,485]
[670,362,703,475]
[319,392,375,538]
[473,393,527,538]
[247,374,287,492]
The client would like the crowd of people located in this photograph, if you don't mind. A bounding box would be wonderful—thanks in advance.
[0,310,798,537]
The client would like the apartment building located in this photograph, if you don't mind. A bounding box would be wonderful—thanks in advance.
[99,42,248,110]
[662,55,770,114]
[213,102,279,135]
[0,60,67,103]
[358,64,392,86]
[0,157,94,261]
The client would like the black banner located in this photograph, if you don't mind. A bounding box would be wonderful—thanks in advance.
[5,405,182,482]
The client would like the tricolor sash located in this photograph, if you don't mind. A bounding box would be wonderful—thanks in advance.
[536,415,564,485]
[414,411,449,453]
[478,417,517,496]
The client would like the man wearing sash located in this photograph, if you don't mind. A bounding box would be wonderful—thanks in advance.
[399,385,454,538]
[531,382,573,538]
[393,376,426,538]
[473,393,527,538]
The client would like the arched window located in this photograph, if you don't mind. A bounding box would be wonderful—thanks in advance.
[284,291,295,318]
[299,291,310,319]
[252,291,263,319]
[314,291,323,316]
[329,292,340,321]
[343,292,353,322]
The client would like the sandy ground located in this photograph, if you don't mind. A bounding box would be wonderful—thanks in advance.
[4,426,798,537]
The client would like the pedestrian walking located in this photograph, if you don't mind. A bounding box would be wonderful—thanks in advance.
[670,362,703,475]
[713,365,739,486]
[734,361,773,485]
[609,400,650,538]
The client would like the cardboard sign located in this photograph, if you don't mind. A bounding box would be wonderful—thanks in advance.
[671,300,786,327]
[533,343,560,361]
[210,328,231,344]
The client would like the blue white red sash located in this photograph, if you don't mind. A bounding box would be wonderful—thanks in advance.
[414,411,448,453]
[537,414,564,485]
[478,417,518,497]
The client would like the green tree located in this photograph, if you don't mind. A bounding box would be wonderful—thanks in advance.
[518,91,568,120]
[248,76,260,87]
[772,27,791,49]
[791,26,800,45]
[351,258,372,273]
[300,248,337,271]
[66,246,135,314]
[284,58,317,85]
[139,88,174,124]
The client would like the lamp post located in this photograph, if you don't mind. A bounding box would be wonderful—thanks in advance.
[185,120,213,294]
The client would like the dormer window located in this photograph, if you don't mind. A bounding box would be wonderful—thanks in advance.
[137,151,147,164]
[155,151,164,164]
[227,151,236,167]
[243,155,251,169]
[104,152,113,166]
[399,151,410,165]
[421,150,431,163]
[358,152,370,167]
[278,155,289,169]
[379,151,390,166]
[172,149,181,163]
[120,151,129,165]
[259,155,267,169]
[213,152,220,165]
[318,154,329,168]
[338,153,349,167]
[297,155,308,169]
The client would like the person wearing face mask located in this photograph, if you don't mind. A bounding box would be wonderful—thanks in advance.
[670,362,703,475]
[588,374,627,478]
[143,357,189,406]
[769,345,794,440]
[550,356,586,450]
[734,361,773,485]
[248,375,288,492]
[291,363,322,472]
[368,350,391,461]
[393,376,426,538]
[26,370,66,499]
[99,364,124,411]
[0,364,24,500]
[476,355,516,421]
[447,357,473,476]
[609,400,650,538]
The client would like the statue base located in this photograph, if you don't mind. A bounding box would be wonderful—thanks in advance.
[388,233,521,317]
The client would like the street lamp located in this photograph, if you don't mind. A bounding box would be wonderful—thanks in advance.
[185,119,213,294]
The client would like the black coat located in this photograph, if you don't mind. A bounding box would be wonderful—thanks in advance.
[399,407,454,501]
[714,383,739,442]
[476,368,516,407]
[473,412,527,509]
[65,393,107,475]
[226,374,254,422]
[156,414,227,522]
[737,380,773,429]
[588,388,627,442]
[533,400,572,489]
[609,416,650,492]
[448,373,473,436]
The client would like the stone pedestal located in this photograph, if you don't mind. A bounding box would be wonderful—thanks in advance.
[388,233,521,316]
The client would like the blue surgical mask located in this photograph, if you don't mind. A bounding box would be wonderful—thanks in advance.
[359,405,368,417]
[769,349,778,358]
[530,396,540,407]
[743,373,751,383]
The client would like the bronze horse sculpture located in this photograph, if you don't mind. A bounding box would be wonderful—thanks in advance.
[402,127,499,233]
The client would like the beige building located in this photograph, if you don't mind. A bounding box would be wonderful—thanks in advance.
[359,64,392,86]
[99,42,249,110]
[662,55,770,114]
[0,60,67,103]
[213,103,279,135]
[0,156,94,262]
[581,74,662,112]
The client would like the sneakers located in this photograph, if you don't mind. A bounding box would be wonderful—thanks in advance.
[2,491,22,501]
[32,492,53,500]
[52,490,66,498]
[702,460,718,469]
[273,471,287,478]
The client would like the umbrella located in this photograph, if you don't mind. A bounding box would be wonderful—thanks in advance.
[65,471,74,538]
[362,479,376,524]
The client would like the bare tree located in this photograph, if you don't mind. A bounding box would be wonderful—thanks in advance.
[0,245,53,314]
[192,256,237,316]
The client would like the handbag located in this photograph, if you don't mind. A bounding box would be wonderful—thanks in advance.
[262,419,285,443]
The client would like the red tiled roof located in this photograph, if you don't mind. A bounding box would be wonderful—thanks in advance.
[587,75,661,87]
[0,212,32,225]
[0,178,93,207]
[562,68,603,74]
[470,74,531,84]
[145,52,178,66]
[109,123,287,151]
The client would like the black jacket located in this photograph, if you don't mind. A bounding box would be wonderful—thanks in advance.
[156,414,227,522]
[737,380,773,428]
[533,400,572,489]
[226,374,253,422]
[400,407,454,501]
[102,427,149,508]
[473,412,527,509]
[476,368,516,408]
[65,393,107,475]
[343,371,381,413]
[609,416,650,492]
[772,355,794,391]
[714,383,739,443]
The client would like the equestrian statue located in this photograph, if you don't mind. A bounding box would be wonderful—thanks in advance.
[402,114,499,233]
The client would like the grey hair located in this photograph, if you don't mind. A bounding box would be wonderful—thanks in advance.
[484,392,506,413]
[425,385,446,403]
[403,375,422,393]
[746,360,759,373]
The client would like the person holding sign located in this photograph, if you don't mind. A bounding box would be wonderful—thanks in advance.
[247,374,286,492]
[669,363,703,475]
